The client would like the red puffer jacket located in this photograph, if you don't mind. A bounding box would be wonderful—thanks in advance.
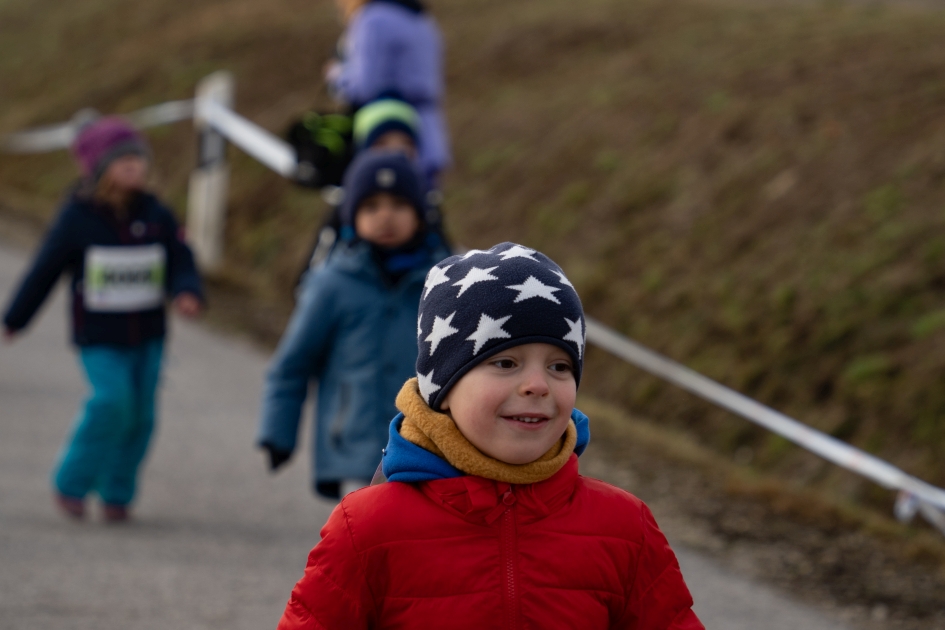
[277,455,703,629]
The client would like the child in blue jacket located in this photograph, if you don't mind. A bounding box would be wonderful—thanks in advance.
[258,150,450,499]
[2,117,204,522]
[299,96,443,281]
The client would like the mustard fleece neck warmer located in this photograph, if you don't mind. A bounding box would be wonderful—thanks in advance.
[396,378,577,485]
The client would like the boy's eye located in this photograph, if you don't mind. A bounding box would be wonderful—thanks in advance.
[550,362,573,373]
[492,359,516,369]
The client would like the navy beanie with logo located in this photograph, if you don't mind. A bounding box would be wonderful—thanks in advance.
[415,242,586,410]
[340,150,427,228]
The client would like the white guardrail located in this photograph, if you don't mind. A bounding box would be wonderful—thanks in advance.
[1,100,196,154]
[585,319,945,534]
[3,72,944,536]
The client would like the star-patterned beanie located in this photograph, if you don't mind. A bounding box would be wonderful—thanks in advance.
[416,242,585,410]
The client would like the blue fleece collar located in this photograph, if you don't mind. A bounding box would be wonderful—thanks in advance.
[329,238,448,287]
[382,408,590,483]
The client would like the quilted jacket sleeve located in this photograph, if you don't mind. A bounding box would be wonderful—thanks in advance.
[257,269,338,454]
[619,504,704,630]
[3,204,77,332]
[332,8,393,105]
[277,501,376,630]
[157,202,203,301]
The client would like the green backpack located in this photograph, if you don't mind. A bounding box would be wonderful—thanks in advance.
[285,111,354,189]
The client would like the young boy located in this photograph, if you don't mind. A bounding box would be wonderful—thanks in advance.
[275,242,704,628]
[2,116,204,521]
[258,150,450,499]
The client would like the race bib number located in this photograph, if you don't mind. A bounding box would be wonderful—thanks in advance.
[84,245,166,312]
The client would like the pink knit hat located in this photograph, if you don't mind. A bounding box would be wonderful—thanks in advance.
[71,116,150,182]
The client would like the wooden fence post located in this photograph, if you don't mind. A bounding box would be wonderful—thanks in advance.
[186,71,234,274]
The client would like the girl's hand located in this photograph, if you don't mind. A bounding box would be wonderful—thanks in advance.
[173,293,203,319]
[324,59,342,83]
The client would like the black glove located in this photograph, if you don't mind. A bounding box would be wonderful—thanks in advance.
[261,442,292,472]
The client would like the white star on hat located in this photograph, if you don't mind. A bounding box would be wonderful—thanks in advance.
[552,270,574,288]
[498,245,538,261]
[506,276,561,304]
[425,312,459,355]
[417,369,441,402]
[423,264,452,299]
[452,266,499,297]
[563,317,585,359]
[417,313,424,339]
[466,313,512,355]
[461,249,489,259]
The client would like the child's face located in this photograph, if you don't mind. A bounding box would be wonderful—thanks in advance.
[101,155,148,192]
[371,131,418,160]
[441,343,577,465]
[355,192,420,248]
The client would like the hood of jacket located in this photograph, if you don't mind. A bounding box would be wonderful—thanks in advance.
[327,237,446,287]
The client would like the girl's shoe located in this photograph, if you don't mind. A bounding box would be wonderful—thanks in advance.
[102,503,130,523]
[54,494,86,520]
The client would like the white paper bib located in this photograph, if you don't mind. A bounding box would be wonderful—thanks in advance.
[84,244,166,312]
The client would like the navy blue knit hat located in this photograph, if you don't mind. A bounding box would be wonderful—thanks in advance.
[416,242,585,410]
[340,150,427,228]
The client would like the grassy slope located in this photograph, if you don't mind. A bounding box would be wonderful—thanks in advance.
[3,0,945,506]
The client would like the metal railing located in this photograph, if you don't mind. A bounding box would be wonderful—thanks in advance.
[585,319,945,533]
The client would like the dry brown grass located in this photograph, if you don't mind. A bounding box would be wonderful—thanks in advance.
[439,0,945,501]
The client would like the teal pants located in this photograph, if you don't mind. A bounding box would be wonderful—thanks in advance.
[54,338,164,506]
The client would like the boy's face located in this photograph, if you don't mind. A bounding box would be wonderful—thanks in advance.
[441,343,577,465]
[355,192,420,248]
[371,131,418,160]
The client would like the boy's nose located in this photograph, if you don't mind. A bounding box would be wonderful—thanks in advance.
[519,368,550,397]
[376,207,397,222]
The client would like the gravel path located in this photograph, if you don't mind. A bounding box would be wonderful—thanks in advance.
[0,239,857,629]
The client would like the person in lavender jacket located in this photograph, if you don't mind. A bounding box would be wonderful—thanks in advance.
[327,0,451,187]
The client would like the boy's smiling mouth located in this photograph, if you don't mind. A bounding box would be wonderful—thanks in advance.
[502,413,551,425]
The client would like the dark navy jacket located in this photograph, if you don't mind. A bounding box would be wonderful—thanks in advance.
[3,190,203,346]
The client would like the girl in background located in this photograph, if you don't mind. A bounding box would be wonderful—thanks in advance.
[326,0,451,187]
[3,117,204,522]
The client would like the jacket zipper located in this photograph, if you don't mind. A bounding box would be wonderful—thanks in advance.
[329,382,351,447]
[500,489,518,630]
